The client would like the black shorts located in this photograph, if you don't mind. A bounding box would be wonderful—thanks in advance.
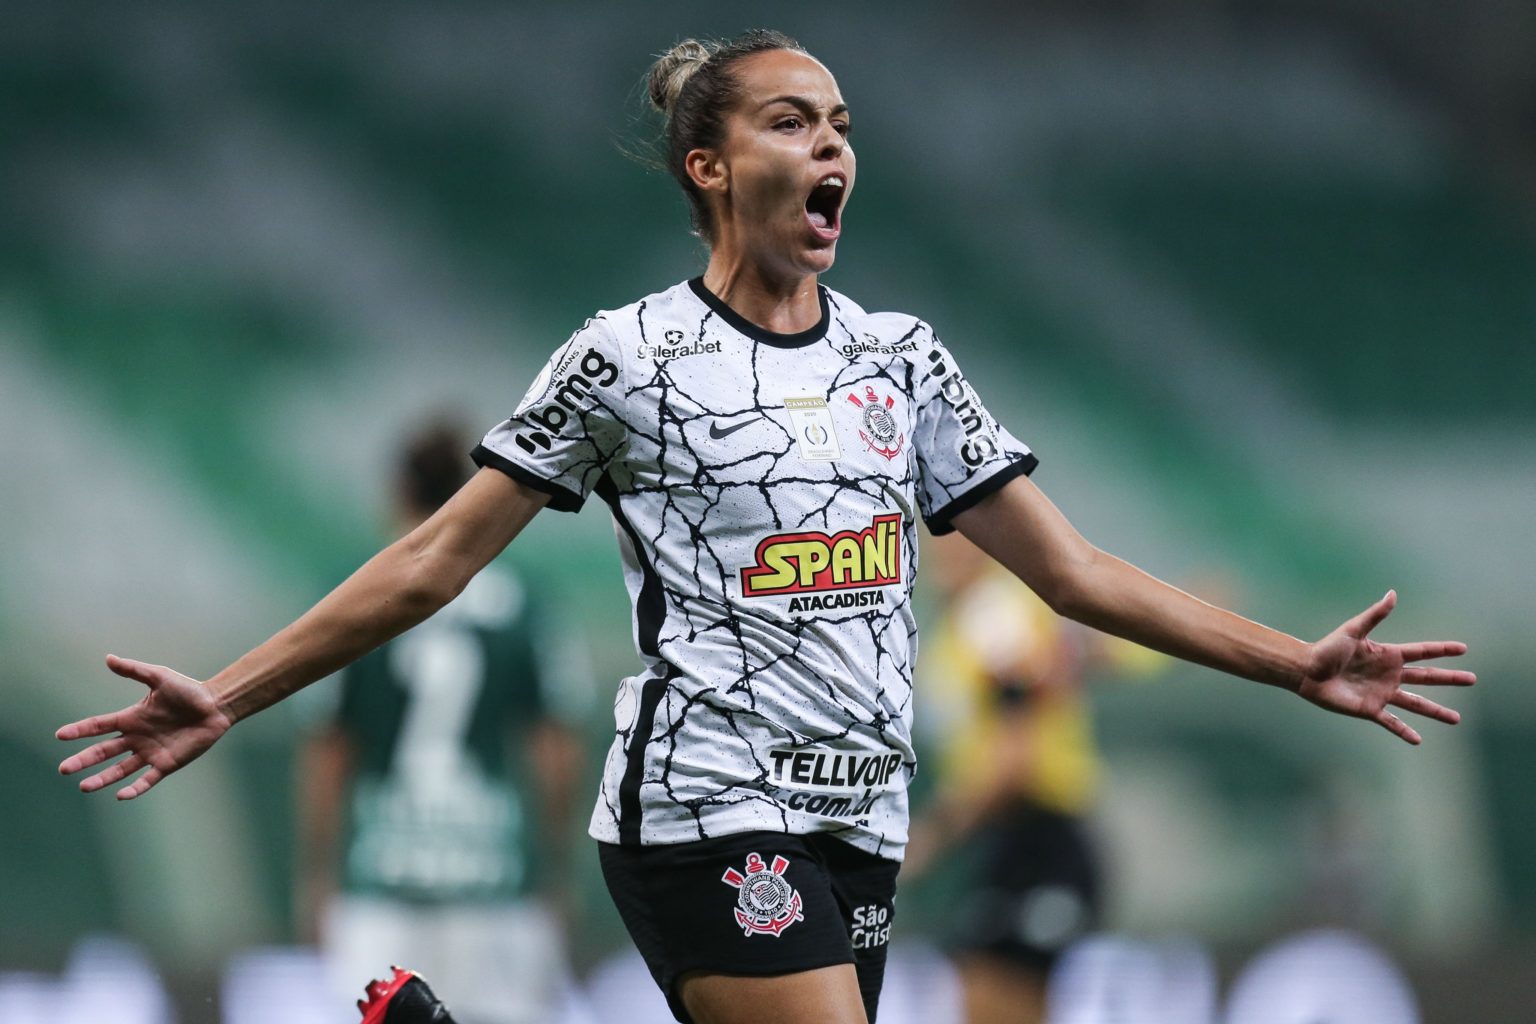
[948,801,1100,974]
[599,831,901,1023]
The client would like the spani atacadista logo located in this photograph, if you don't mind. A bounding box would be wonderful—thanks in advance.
[739,513,902,607]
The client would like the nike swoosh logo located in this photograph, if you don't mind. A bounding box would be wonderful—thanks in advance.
[708,419,755,439]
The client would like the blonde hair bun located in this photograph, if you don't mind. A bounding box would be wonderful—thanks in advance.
[647,39,714,117]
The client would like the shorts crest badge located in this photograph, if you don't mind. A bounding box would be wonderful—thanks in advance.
[721,853,805,938]
[847,386,905,461]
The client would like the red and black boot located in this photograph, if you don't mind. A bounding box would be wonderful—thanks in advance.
[358,967,456,1024]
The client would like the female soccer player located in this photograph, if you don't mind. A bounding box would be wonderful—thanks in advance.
[58,30,1473,1024]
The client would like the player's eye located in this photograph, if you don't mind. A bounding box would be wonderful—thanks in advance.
[775,116,804,131]
[833,122,851,137]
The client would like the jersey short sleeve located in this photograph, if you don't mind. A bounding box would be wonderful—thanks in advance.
[474,317,628,511]
[911,330,1038,535]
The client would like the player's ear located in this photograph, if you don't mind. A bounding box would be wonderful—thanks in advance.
[685,148,728,196]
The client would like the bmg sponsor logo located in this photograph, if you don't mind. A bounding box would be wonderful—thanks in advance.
[514,347,618,454]
[925,349,997,468]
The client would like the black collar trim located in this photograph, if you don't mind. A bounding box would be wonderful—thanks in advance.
[688,277,829,349]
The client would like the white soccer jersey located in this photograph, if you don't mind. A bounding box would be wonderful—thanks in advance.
[475,278,1036,860]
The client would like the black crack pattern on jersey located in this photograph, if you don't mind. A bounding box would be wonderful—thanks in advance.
[560,283,1033,855]
[616,307,912,846]
[648,683,793,837]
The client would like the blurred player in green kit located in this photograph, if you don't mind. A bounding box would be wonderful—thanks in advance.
[296,419,587,1024]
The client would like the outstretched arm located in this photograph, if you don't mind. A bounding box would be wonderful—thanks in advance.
[953,476,1474,743]
[58,468,550,798]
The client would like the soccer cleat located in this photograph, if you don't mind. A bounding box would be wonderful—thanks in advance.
[358,966,456,1024]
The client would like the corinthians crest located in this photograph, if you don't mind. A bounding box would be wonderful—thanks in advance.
[721,853,805,938]
[847,386,905,461]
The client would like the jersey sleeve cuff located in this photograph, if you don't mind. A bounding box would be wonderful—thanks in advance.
[472,444,586,513]
[923,453,1038,536]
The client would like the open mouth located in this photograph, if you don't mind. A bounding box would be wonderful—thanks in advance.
[805,174,846,237]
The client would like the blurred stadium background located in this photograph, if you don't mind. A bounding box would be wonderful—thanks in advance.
[2,0,1533,1020]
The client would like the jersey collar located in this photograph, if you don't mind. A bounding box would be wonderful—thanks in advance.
[688,277,830,349]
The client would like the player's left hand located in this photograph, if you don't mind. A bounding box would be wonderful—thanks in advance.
[1299,591,1475,744]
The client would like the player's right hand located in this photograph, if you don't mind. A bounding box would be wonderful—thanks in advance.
[57,654,234,800]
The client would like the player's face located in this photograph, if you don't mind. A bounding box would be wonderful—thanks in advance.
[712,49,854,279]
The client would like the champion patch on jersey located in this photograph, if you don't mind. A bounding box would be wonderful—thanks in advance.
[721,853,805,937]
[783,395,842,462]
